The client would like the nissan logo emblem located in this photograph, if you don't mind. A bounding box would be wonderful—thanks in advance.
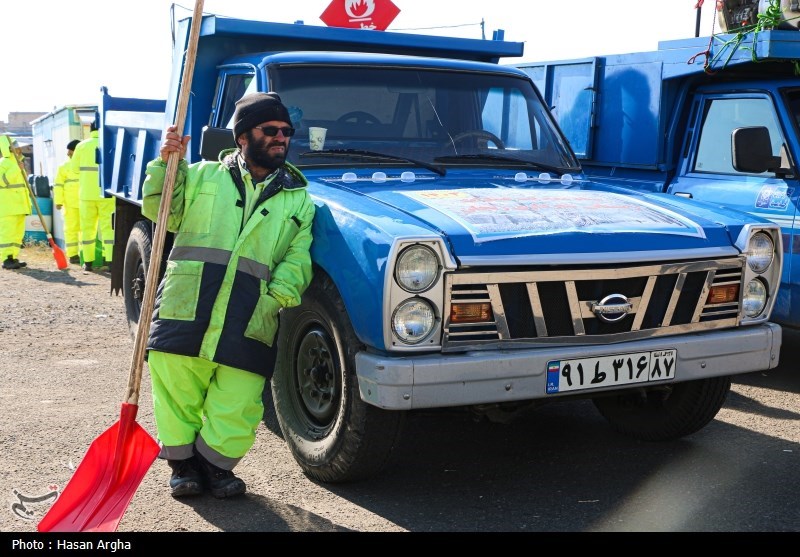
[591,294,633,323]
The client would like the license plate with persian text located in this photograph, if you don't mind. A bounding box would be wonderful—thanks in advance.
[546,350,676,394]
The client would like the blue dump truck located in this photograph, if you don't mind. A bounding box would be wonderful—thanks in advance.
[101,12,783,483]
[514,20,800,329]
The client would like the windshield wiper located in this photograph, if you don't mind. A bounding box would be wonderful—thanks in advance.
[434,153,573,176]
[300,149,446,176]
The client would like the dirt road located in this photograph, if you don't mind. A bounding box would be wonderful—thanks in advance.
[1,243,798,537]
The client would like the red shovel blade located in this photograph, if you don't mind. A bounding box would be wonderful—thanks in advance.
[48,237,69,270]
[38,403,160,532]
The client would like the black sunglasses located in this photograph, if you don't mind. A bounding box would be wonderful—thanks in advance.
[253,125,295,137]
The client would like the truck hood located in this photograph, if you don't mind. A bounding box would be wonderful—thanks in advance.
[312,173,750,263]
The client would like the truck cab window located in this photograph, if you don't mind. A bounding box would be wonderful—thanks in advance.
[787,89,800,130]
[483,88,534,150]
[217,73,256,129]
[694,97,783,175]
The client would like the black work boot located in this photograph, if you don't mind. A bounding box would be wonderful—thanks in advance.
[194,450,246,499]
[69,255,80,265]
[2,256,20,270]
[14,258,26,268]
[167,457,204,498]
[82,262,92,272]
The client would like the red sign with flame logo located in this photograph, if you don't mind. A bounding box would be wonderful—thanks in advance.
[320,0,401,31]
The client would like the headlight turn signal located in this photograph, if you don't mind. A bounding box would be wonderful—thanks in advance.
[450,302,493,324]
[706,284,739,305]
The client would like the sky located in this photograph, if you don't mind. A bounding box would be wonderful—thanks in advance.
[1,0,720,120]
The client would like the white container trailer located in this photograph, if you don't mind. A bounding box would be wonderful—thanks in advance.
[31,105,96,248]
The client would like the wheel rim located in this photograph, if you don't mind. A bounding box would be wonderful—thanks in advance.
[131,259,146,314]
[294,326,338,426]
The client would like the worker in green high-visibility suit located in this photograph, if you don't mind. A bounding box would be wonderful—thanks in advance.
[0,136,31,270]
[142,92,315,499]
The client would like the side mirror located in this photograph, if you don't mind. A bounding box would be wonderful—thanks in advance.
[732,126,782,174]
[200,126,237,161]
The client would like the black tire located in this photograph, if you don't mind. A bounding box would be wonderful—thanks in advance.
[261,379,283,438]
[271,272,406,483]
[592,377,732,441]
[122,221,152,340]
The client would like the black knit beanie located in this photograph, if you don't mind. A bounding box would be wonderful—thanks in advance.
[232,92,292,141]
[67,139,80,151]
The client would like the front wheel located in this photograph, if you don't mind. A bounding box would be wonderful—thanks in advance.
[271,272,406,483]
[592,377,732,441]
[122,221,152,340]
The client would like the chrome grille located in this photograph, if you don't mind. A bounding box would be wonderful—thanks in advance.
[443,257,745,351]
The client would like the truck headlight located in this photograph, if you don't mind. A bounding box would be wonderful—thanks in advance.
[395,244,440,293]
[742,278,767,318]
[747,232,774,274]
[392,298,435,344]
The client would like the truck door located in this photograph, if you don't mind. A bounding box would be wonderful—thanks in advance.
[668,92,799,326]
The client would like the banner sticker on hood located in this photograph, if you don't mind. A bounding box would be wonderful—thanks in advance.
[402,189,706,243]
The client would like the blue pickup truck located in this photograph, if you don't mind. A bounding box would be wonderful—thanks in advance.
[101,12,782,483]
[514,21,800,329]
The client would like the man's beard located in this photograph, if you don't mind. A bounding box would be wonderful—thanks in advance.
[243,130,289,171]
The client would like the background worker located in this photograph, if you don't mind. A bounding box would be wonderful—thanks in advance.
[142,92,315,499]
[0,136,31,270]
[53,139,82,265]
[70,119,114,272]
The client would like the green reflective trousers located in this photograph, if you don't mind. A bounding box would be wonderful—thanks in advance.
[148,350,266,468]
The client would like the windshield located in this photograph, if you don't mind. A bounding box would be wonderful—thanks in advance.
[269,65,580,173]
[788,88,800,133]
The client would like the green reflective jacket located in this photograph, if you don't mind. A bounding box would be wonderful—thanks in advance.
[141,150,315,376]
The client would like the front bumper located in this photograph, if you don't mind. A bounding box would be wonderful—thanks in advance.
[355,323,782,410]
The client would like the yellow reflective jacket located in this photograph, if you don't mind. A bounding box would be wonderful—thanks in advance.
[69,130,103,201]
[0,155,32,217]
[53,158,80,207]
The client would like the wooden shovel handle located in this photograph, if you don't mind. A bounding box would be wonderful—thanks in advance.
[125,0,205,405]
